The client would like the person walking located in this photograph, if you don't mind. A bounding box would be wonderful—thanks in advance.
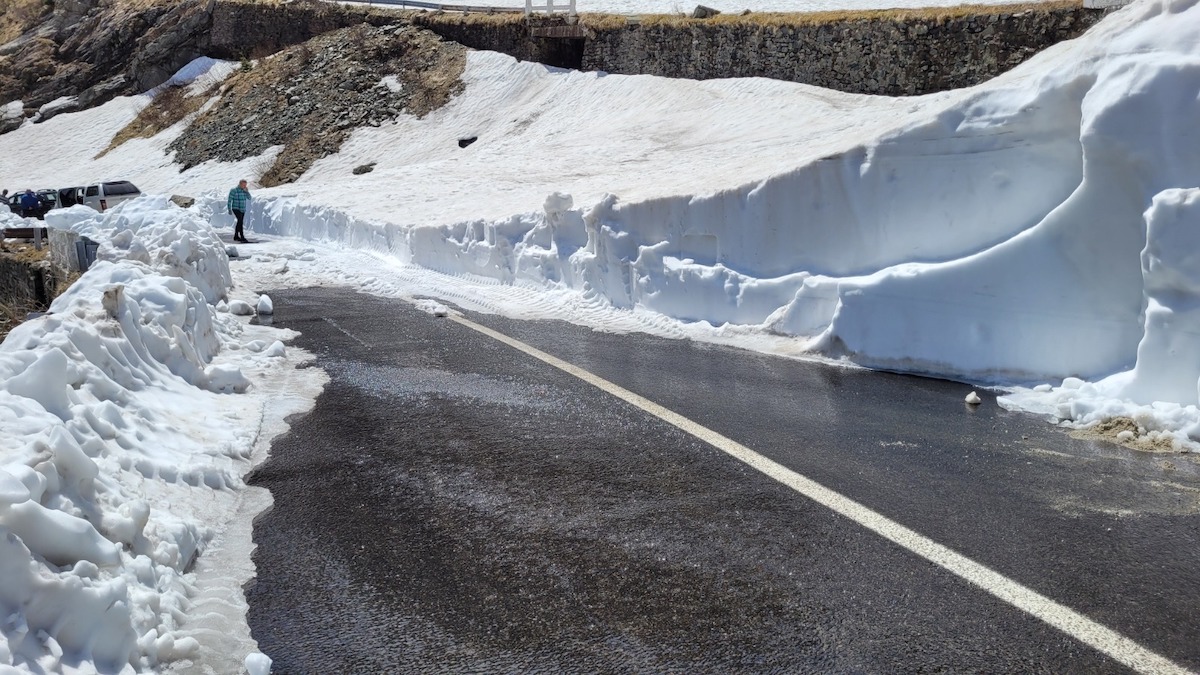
[227,179,251,243]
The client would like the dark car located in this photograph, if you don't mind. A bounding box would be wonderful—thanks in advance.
[7,190,56,219]
[35,190,59,217]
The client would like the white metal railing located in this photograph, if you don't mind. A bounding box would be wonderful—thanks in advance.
[525,0,576,17]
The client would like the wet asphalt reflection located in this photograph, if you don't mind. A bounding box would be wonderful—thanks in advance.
[246,288,1200,674]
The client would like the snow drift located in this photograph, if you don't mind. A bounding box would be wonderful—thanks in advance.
[0,198,313,672]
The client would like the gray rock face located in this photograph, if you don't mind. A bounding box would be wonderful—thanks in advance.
[0,115,23,135]
[0,0,386,136]
[580,8,1107,96]
[169,23,466,186]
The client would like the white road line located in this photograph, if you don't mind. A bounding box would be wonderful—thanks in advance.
[448,313,1193,675]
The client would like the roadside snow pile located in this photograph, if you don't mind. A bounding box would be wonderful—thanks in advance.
[998,188,1200,448]
[46,196,232,305]
[0,202,282,671]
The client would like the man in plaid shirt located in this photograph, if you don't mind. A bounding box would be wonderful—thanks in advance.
[227,179,251,243]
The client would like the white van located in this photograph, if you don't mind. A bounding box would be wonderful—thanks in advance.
[68,181,141,212]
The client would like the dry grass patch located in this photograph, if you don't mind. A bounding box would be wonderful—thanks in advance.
[0,0,49,44]
[0,297,38,342]
[1070,416,1186,454]
[415,10,526,27]
[1,238,49,265]
[96,82,219,158]
[0,239,51,342]
[629,0,1081,26]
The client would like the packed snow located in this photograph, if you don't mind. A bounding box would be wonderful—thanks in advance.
[1,0,1200,671]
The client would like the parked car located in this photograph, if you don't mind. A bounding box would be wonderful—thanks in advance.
[58,186,84,208]
[6,190,53,219]
[35,190,58,216]
[79,181,141,212]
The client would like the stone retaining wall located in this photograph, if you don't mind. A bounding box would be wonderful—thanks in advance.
[1,0,1109,132]
[578,8,1104,95]
[0,254,59,308]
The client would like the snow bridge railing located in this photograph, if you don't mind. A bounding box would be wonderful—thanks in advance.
[338,0,577,16]
[343,0,525,13]
[525,0,576,17]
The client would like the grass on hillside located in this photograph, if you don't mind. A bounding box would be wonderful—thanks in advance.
[0,0,50,44]
[96,80,223,159]
[413,10,526,25]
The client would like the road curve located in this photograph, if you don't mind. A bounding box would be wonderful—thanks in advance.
[246,287,1200,674]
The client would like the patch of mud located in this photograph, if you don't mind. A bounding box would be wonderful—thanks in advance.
[1069,416,1187,454]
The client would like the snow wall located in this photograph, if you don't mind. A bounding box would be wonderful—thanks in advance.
[226,0,1200,400]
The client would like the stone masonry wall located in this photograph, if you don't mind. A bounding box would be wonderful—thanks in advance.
[0,0,1108,133]
[0,255,59,308]
[580,8,1105,95]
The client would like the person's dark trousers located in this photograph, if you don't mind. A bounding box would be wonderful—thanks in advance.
[233,208,246,242]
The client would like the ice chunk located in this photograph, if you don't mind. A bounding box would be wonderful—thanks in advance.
[1,501,120,567]
[245,651,273,675]
[0,468,30,504]
[228,300,254,316]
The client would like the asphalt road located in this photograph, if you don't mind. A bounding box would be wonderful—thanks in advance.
[246,287,1200,674]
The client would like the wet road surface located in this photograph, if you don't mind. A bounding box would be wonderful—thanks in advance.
[246,287,1200,673]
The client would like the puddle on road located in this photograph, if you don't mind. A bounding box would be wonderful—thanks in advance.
[322,360,562,410]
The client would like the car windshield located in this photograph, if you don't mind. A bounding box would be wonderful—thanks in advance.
[103,182,139,195]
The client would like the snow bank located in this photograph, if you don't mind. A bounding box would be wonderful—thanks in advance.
[202,0,1200,446]
[999,187,1200,449]
[0,202,307,671]
[8,2,1200,445]
[48,196,232,305]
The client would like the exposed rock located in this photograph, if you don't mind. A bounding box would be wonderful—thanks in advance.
[170,195,196,208]
[75,75,130,110]
[580,7,1106,96]
[0,0,397,136]
[692,5,721,19]
[170,24,466,186]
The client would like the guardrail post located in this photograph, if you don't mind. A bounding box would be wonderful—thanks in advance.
[525,0,531,16]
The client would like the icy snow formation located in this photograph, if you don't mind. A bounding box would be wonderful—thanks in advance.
[0,200,319,671]
[5,1,1200,446]
[0,2,1197,671]
[200,0,1200,443]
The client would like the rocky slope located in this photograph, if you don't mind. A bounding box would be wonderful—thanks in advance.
[169,23,465,186]
[0,0,396,133]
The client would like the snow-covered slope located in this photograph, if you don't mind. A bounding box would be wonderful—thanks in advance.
[1,2,1200,672]
[2,2,1200,437]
